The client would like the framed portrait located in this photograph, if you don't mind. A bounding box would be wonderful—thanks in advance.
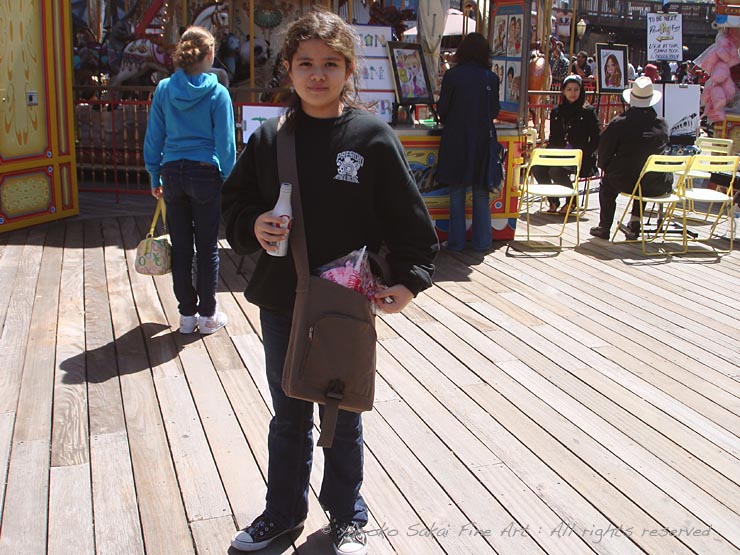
[596,43,629,93]
[387,42,434,106]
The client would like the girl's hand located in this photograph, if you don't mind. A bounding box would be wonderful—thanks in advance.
[151,186,163,199]
[374,284,413,314]
[254,210,288,254]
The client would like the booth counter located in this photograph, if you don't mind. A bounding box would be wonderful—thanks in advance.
[394,123,524,242]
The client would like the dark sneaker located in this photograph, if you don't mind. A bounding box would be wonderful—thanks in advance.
[589,226,610,239]
[625,221,641,240]
[331,520,368,555]
[231,513,304,552]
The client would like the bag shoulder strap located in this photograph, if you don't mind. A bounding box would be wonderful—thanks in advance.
[148,197,167,238]
[277,116,345,449]
[276,116,310,287]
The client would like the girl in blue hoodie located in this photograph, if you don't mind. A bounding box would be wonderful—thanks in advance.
[144,26,236,335]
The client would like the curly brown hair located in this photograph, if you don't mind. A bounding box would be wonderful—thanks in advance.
[172,26,215,72]
[281,8,362,115]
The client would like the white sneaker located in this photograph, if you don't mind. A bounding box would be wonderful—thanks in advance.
[198,310,227,335]
[179,314,198,334]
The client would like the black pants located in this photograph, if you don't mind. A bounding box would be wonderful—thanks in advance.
[598,173,672,229]
[531,165,573,206]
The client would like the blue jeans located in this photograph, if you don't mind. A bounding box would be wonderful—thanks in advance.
[161,160,222,318]
[448,185,492,251]
[260,309,368,528]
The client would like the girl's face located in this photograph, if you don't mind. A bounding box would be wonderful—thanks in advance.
[606,58,617,76]
[287,39,353,118]
[563,82,580,103]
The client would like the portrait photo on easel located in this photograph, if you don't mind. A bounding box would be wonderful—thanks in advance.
[596,43,629,93]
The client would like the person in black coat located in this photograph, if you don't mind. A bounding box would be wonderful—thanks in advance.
[590,76,671,239]
[531,74,600,214]
[436,33,501,252]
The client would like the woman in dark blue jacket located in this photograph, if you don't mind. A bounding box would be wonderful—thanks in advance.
[436,33,500,252]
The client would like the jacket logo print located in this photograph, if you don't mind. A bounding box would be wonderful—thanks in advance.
[334,151,364,184]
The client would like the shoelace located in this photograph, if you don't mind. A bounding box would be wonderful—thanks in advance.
[336,523,365,545]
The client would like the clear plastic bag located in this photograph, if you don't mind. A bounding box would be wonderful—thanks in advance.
[313,246,386,301]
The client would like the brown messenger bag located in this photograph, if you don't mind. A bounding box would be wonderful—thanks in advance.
[277,119,384,448]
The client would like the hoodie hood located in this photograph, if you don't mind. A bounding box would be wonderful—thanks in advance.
[169,69,219,110]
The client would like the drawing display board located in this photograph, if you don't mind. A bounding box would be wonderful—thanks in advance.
[353,24,396,123]
[653,84,701,137]
[491,0,527,122]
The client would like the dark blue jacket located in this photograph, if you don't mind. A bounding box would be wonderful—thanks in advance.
[436,62,500,189]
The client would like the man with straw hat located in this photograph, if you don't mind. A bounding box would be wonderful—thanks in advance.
[589,76,672,240]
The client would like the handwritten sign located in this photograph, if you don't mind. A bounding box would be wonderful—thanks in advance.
[355,25,394,58]
[647,13,683,61]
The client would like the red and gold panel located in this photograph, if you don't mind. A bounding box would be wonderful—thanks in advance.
[0,0,77,232]
[0,0,51,162]
[0,167,54,226]
[52,0,71,156]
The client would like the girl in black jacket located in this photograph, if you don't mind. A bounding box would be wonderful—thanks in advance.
[532,74,600,214]
[222,9,437,555]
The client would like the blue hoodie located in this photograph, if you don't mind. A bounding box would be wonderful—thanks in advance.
[144,69,236,188]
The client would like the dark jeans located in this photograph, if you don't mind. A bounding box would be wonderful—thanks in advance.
[448,185,492,251]
[531,165,573,206]
[598,173,672,229]
[260,309,368,528]
[161,160,221,318]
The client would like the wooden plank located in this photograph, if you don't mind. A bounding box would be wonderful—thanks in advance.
[376,342,612,555]
[90,432,144,555]
[175,338,266,528]
[0,228,30,336]
[379,325,644,555]
[48,464,95,555]
[101,218,195,555]
[460,252,733,450]
[0,226,45,414]
[481,359,735,555]
[119,217,232,523]
[0,440,49,555]
[362,405,494,554]
[52,221,89,466]
[83,220,127,437]
[0,413,14,524]
[464,382,698,555]
[190,516,239,555]
[0,227,65,553]
[360,443,447,555]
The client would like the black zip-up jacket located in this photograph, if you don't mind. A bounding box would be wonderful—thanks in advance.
[222,108,438,313]
[598,107,671,191]
[548,104,600,176]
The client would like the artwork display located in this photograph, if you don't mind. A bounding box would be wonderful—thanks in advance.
[596,43,628,93]
[387,42,434,106]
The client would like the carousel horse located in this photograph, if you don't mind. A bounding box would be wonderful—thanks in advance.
[110,38,174,86]
[192,2,229,36]
[528,47,551,134]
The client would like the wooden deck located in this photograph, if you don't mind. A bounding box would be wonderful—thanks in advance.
[1,191,739,555]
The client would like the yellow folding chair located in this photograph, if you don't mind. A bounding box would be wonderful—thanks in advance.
[519,148,583,247]
[695,136,734,155]
[612,154,691,256]
[681,154,738,252]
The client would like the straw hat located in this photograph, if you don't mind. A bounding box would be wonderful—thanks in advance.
[622,75,662,108]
